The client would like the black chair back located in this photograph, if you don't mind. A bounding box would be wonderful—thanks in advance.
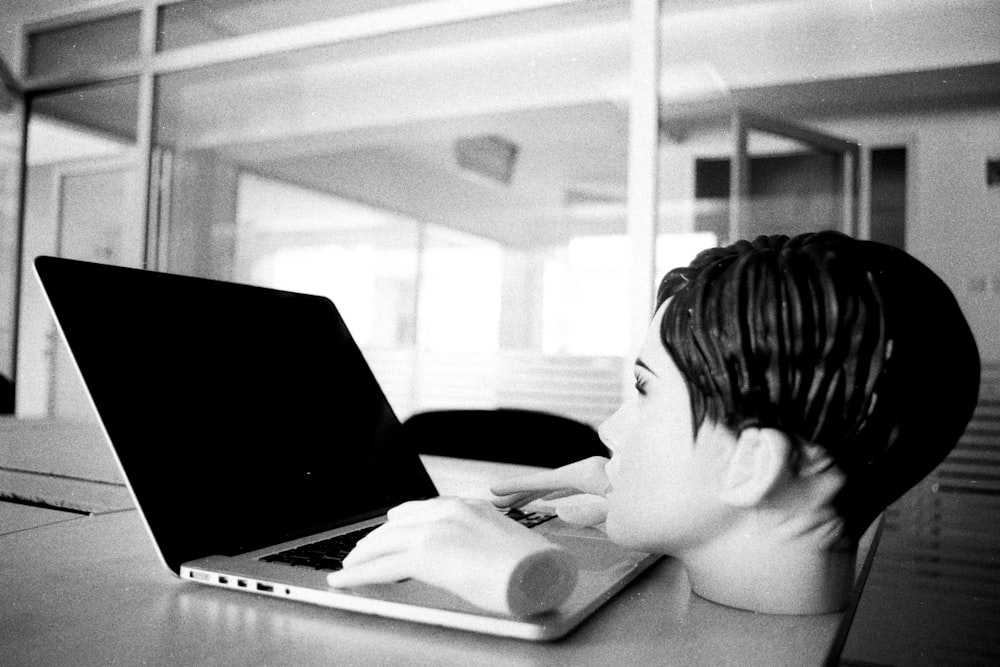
[402,408,609,468]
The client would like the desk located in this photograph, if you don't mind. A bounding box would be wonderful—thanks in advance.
[1,430,863,666]
[0,502,79,535]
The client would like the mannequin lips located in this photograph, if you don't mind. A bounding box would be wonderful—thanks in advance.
[603,458,617,494]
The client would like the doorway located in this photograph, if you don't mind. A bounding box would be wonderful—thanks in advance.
[49,163,144,422]
[695,145,907,247]
[869,147,907,250]
[693,109,860,244]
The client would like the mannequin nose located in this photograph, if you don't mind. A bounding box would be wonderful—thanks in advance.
[598,406,625,456]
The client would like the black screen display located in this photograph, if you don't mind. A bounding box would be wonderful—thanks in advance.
[35,256,438,572]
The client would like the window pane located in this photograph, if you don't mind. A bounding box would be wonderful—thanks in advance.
[542,236,629,357]
[232,173,420,415]
[27,12,141,77]
[419,225,501,354]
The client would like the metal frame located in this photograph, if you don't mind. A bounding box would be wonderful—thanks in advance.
[0,64,27,396]
[21,0,594,92]
[0,56,22,94]
[626,0,661,353]
[729,107,861,241]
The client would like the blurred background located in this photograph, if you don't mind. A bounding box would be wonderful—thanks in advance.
[1,2,998,664]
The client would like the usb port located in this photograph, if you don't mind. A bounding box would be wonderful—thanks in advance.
[218,576,229,585]
[257,583,274,593]
[237,579,248,588]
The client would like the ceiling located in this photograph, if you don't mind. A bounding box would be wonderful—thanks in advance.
[6,0,1000,247]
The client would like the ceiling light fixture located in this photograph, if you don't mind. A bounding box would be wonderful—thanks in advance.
[453,134,519,185]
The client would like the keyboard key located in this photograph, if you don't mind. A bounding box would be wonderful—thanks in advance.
[504,507,557,528]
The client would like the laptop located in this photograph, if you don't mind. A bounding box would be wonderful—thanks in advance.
[33,255,659,641]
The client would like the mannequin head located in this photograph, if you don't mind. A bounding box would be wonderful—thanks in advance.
[655,231,979,539]
[600,231,980,613]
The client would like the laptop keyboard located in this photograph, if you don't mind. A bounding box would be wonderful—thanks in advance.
[502,507,557,528]
[260,525,380,571]
[260,508,556,572]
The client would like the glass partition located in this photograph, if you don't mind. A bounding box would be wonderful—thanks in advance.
[232,172,421,413]
[151,4,630,425]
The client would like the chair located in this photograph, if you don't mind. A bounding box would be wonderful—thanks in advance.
[0,374,13,414]
[401,408,609,468]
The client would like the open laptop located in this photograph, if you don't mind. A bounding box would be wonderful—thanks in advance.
[33,255,659,641]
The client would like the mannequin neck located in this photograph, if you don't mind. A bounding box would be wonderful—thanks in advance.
[682,460,856,615]
[682,525,856,614]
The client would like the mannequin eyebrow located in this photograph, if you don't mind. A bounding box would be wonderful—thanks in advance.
[635,358,655,375]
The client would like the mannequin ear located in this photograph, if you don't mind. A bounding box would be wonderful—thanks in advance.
[718,428,793,507]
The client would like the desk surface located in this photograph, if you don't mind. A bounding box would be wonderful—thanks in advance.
[0,502,79,535]
[1,509,850,667]
[1,426,858,666]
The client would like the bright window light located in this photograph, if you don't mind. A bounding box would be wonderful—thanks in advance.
[656,232,717,278]
[418,226,502,353]
[542,235,629,356]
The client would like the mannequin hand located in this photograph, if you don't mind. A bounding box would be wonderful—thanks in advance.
[490,456,610,527]
[325,497,577,617]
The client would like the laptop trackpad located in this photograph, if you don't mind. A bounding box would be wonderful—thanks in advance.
[545,534,636,572]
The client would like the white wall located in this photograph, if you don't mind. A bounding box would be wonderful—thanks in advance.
[814,109,1000,361]
[15,163,59,417]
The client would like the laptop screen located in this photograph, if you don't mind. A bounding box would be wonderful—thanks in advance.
[35,256,438,573]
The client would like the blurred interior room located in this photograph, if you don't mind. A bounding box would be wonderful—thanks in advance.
[1,1,998,664]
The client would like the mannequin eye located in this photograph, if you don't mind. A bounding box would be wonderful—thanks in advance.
[633,373,648,395]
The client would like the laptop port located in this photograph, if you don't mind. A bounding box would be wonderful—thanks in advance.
[237,579,248,588]
[218,576,229,585]
[257,583,274,592]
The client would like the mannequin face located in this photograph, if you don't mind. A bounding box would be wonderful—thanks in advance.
[599,302,736,554]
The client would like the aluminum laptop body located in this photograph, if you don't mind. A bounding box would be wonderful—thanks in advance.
[33,255,659,641]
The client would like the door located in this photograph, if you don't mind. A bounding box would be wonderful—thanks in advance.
[50,162,145,422]
[15,78,144,421]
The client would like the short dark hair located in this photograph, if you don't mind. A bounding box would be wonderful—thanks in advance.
[656,231,980,539]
